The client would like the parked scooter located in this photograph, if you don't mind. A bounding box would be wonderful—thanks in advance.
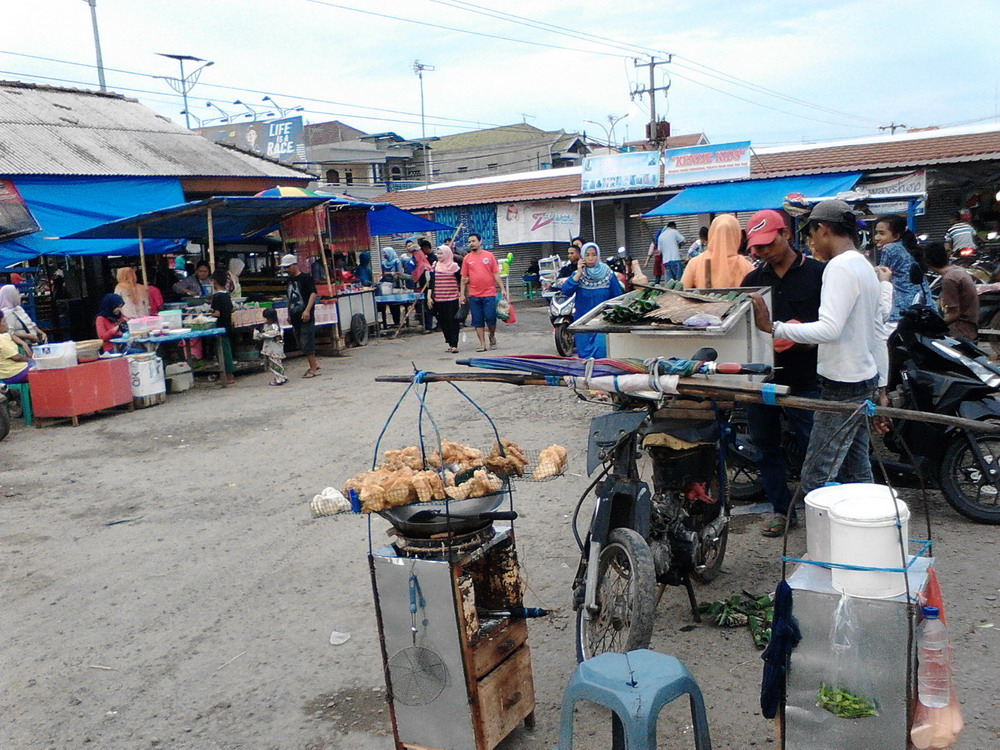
[548,276,576,357]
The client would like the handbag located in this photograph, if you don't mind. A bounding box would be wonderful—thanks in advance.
[454,302,469,322]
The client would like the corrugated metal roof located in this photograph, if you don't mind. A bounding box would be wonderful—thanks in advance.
[379,126,1000,210]
[0,81,312,179]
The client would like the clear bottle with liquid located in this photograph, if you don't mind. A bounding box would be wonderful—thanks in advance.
[916,606,954,709]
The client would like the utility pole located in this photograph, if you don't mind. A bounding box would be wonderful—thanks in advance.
[879,122,907,135]
[632,55,671,143]
[81,0,106,91]
[413,60,435,185]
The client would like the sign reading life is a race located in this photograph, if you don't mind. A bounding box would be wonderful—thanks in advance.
[663,141,751,186]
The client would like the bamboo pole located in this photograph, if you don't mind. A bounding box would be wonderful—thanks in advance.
[207,206,216,271]
[137,224,149,288]
[374,371,1000,434]
[314,206,334,292]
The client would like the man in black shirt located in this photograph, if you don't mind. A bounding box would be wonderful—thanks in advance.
[556,244,581,281]
[281,253,320,378]
[741,210,825,536]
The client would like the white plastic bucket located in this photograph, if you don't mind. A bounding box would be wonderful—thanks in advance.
[804,484,857,562]
[829,490,910,599]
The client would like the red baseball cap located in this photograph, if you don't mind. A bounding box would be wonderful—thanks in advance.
[745,209,788,249]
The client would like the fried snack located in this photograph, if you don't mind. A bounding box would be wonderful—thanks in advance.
[446,469,503,501]
[483,439,529,477]
[384,446,425,471]
[412,470,447,503]
[441,440,484,470]
[533,444,568,480]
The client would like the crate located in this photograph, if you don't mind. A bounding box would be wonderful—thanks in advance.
[32,341,77,370]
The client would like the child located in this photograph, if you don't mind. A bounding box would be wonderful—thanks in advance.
[254,308,287,386]
[210,269,237,385]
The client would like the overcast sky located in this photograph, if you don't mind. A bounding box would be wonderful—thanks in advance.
[4,0,999,149]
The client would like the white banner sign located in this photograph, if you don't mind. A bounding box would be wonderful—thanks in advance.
[858,170,927,215]
[581,152,661,193]
[496,201,580,245]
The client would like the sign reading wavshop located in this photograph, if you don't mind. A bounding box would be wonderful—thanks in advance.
[496,200,580,245]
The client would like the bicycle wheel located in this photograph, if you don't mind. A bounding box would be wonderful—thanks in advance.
[575,527,657,662]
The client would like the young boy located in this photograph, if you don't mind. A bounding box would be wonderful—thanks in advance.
[210,269,237,385]
[254,308,287,385]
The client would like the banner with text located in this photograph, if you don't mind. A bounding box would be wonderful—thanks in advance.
[858,170,927,215]
[497,201,580,245]
[195,116,306,165]
[581,152,661,193]
[663,141,751,186]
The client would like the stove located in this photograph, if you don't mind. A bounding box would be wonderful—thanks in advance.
[391,524,496,559]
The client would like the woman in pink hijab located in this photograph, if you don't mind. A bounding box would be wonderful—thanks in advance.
[681,214,754,290]
[425,245,462,352]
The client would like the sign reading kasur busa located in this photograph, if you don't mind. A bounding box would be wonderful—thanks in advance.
[496,201,580,245]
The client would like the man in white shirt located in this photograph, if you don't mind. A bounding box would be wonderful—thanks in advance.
[647,222,685,283]
[751,200,888,493]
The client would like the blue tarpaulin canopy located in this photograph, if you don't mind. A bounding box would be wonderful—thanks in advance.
[325,198,453,236]
[644,173,862,217]
[0,176,186,269]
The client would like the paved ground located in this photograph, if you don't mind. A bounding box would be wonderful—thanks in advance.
[2,301,997,749]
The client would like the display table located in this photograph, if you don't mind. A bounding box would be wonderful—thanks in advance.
[111,327,232,387]
[374,292,423,338]
[28,357,133,426]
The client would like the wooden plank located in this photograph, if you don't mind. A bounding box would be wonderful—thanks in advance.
[470,619,528,680]
[474,645,535,750]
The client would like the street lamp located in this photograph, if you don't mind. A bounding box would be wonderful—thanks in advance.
[205,101,234,123]
[80,0,106,91]
[233,100,273,121]
[261,96,304,118]
[584,113,629,148]
[180,109,203,128]
[156,53,214,130]
[413,60,435,184]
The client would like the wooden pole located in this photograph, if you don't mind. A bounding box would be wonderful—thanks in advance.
[314,206,334,292]
[373,371,1000,433]
[137,224,149,288]
[207,206,216,270]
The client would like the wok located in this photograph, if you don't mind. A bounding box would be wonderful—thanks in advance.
[379,490,510,537]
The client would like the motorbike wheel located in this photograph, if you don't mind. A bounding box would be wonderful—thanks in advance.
[575,528,657,662]
[554,323,575,357]
[0,402,9,442]
[940,431,1000,524]
[690,523,728,584]
[726,450,764,503]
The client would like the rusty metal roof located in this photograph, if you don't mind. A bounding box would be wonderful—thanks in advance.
[378,126,1000,210]
[0,81,312,179]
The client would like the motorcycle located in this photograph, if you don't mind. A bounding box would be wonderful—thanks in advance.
[572,348,731,661]
[881,306,1000,524]
[548,278,576,357]
[0,383,11,441]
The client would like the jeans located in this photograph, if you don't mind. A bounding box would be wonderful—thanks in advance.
[746,388,819,517]
[469,295,497,328]
[664,260,683,282]
[799,375,878,494]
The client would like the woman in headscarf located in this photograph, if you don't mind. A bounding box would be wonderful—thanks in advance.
[355,252,373,286]
[380,247,403,276]
[227,257,245,298]
[425,244,463,353]
[410,244,435,332]
[95,293,127,352]
[114,267,151,319]
[560,242,624,359]
[681,214,755,290]
[0,284,47,344]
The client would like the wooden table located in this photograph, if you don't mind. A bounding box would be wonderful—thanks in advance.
[112,327,230,386]
[28,357,134,426]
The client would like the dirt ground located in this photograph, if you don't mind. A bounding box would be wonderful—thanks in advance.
[3,302,998,750]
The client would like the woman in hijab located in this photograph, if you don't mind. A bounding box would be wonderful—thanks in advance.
[95,293,127,352]
[114,267,151,319]
[380,247,403,276]
[425,244,463,353]
[355,252,373,286]
[0,284,47,344]
[560,242,624,358]
[681,214,755,290]
[410,245,435,332]
[227,257,246,298]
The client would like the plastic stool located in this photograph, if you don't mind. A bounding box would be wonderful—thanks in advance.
[522,274,539,299]
[558,649,711,750]
[8,381,33,426]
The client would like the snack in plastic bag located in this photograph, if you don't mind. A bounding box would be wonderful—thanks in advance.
[682,313,723,327]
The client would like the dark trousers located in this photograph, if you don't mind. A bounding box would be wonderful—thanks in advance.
[379,303,401,326]
[746,388,818,516]
[434,300,460,347]
[800,375,878,493]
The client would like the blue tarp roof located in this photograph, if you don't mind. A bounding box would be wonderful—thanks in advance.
[325,197,454,236]
[644,173,862,217]
[63,195,331,241]
[0,176,185,269]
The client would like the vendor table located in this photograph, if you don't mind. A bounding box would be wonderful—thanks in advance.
[374,292,423,338]
[111,327,230,387]
[28,357,133,426]
[335,288,377,342]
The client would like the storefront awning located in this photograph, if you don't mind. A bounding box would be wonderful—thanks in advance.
[644,173,862,217]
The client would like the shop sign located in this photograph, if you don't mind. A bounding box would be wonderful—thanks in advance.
[858,170,927,215]
[663,141,751,186]
[581,152,661,193]
[0,179,41,243]
[195,116,306,165]
[496,201,580,245]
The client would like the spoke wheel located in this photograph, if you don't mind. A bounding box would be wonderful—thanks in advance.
[554,324,575,357]
[575,528,656,662]
[940,432,1000,524]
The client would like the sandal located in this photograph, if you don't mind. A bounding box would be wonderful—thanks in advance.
[489,342,498,350]
[761,513,798,537]
[302,370,319,378]
[269,380,287,386]
[476,347,488,352]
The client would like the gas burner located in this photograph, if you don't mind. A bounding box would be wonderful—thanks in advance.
[393,524,496,559]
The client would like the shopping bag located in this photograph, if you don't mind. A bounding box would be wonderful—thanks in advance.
[495,297,511,322]
[505,301,517,324]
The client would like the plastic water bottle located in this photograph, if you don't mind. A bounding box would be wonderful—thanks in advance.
[916,606,954,708]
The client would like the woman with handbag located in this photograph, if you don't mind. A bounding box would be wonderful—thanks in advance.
[426,244,462,353]
[0,284,47,345]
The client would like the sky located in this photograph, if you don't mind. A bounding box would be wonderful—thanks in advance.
[3,0,1000,150]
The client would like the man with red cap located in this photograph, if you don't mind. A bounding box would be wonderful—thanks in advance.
[741,209,825,536]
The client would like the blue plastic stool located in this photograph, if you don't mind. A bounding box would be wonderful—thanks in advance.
[558,649,712,750]
[522,274,539,299]
[8,381,33,426]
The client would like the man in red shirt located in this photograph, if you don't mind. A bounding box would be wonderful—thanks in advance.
[459,233,507,351]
